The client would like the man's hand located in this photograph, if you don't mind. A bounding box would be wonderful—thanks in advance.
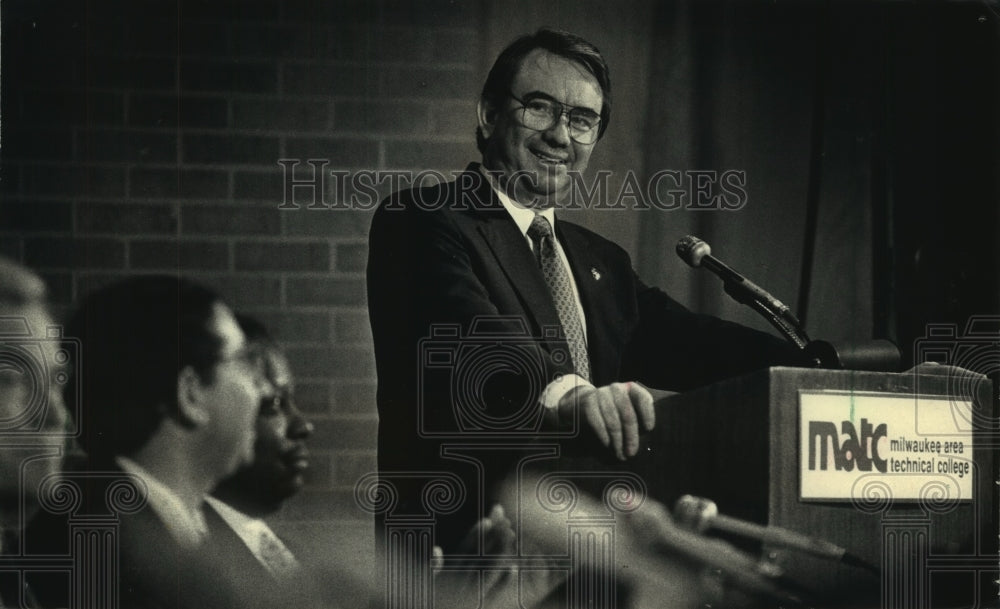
[433,504,516,575]
[434,504,564,609]
[558,381,656,460]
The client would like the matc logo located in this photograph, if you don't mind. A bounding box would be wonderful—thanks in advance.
[807,418,888,473]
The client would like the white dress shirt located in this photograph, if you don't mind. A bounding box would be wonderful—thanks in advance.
[204,496,300,579]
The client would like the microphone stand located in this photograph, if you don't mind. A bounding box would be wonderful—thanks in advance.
[746,298,811,350]
[733,286,900,371]
[676,236,874,368]
[721,280,815,354]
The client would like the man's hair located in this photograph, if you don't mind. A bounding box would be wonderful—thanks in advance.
[235,313,283,384]
[0,255,47,310]
[476,27,612,153]
[66,275,224,459]
[235,313,274,348]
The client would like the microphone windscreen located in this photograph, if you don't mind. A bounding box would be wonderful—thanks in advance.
[676,236,711,268]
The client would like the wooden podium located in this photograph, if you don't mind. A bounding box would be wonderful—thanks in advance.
[622,367,998,608]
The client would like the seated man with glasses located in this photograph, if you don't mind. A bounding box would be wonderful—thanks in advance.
[24,276,270,609]
[367,28,803,552]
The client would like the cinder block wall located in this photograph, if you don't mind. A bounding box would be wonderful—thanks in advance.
[1,0,483,549]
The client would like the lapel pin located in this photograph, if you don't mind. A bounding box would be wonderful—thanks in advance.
[591,268,601,280]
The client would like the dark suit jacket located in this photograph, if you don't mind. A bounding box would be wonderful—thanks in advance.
[22,459,259,609]
[367,163,803,548]
[202,501,273,584]
[203,500,347,609]
[0,553,39,609]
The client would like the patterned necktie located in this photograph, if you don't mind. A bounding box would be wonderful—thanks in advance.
[527,215,591,381]
[255,523,300,579]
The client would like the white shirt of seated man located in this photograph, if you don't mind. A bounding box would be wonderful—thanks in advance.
[204,496,300,579]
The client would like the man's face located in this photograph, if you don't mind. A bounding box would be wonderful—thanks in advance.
[0,303,68,519]
[201,303,264,478]
[223,349,313,514]
[480,48,604,208]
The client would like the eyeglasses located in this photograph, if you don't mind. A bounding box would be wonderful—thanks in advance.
[259,390,294,416]
[508,92,602,144]
[218,343,266,374]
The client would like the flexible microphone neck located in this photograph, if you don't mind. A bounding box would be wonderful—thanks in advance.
[676,235,812,350]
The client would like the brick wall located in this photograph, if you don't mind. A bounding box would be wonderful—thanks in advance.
[1,0,483,553]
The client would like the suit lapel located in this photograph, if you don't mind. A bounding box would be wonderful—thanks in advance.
[464,167,571,359]
[203,501,274,580]
[477,219,565,334]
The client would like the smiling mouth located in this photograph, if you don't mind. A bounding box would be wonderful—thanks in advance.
[531,149,568,165]
[284,450,310,471]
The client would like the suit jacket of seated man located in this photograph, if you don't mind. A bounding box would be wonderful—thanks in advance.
[201,498,346,609]
[23,456,258,609]
[367,162,804,550]
[203,496,296,585]
[24,458,329,609]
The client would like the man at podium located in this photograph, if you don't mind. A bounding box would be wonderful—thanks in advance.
[367,28,808,550]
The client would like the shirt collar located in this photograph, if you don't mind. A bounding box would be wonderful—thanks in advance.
[479,165,557,238]
[116,456,208,549]
[204,496,296,578]
[205,496,262,541]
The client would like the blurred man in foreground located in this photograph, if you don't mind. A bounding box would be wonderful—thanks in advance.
[0,257,70,607]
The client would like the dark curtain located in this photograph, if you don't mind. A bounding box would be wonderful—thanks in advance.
[636,0,999,366]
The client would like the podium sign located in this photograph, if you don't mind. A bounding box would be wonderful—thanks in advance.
[799,391,974,501]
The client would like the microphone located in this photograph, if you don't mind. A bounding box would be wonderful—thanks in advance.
[501,476,805,606]
[676,235,791,317]
[673,495,878,574]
